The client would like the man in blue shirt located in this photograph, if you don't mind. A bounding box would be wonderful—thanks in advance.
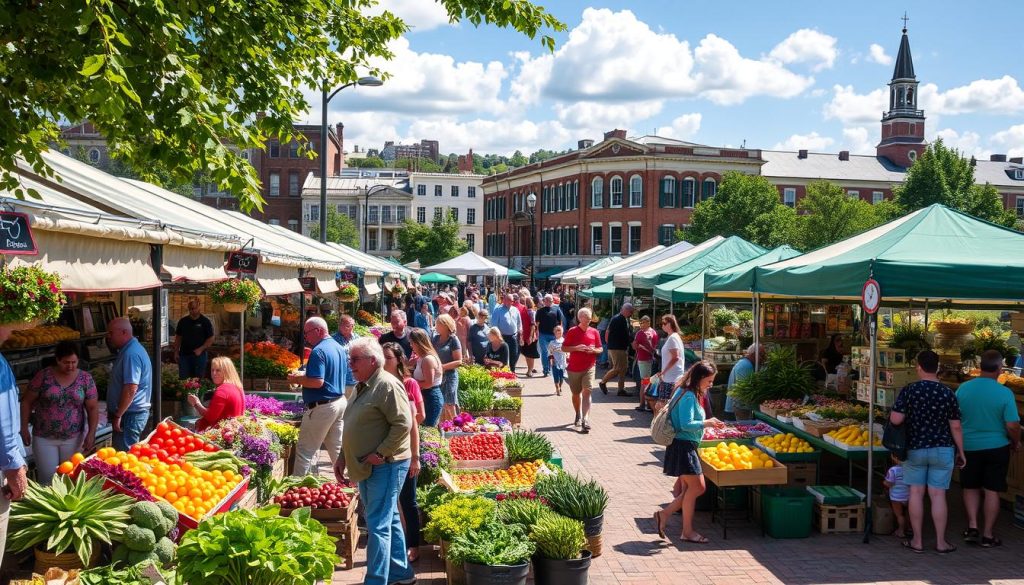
[288,317,348,476]
[0,325,27,560]
[535,294,566,377]
[106,317,152,451]
[724,344,763,421]
[491,293,523,374]
[332,314,360,397]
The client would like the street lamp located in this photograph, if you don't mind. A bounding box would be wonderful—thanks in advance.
[526,192,537,291]
[363,184,390,252]
[319,75,383,243]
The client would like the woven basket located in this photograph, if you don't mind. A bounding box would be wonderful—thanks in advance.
[0,318,43,331]
[338,293,358,303]
[222,302,247,313]
[934,322,974,336]
[34,545,99,574]
[584,533,603,558]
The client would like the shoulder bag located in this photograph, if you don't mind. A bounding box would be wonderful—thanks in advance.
[651,387,684,446]
[882,413,908,461]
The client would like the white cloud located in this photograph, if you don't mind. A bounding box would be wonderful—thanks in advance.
[868,44,893,66]
[553,100,664,131]
[990,124,1024,158]
[935,128,985,157]
[366,0,451,32]
[825,76,1024,124]
[768,29,838,72]
[841,126,876,155]
[656,113,703,140]
[405,117,573,155]
[693,34,816,105]
[823,85,887,125]
[772,131,834,151]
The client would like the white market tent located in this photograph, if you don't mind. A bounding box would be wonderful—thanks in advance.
[609,236,722,289]
[421,251,509,277]
[554,257,621,285]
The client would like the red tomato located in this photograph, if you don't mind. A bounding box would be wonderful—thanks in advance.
[203,443,217,453]
[157,422,170,434]
[157,449,169,460]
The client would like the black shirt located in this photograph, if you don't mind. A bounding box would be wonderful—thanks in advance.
[175,314,214,354]
[468,323,490,364]
[379,331,414,359]
[606,313,631,350]
[484,342,509,367]
[535,306,565,335]
[560,300,575,325]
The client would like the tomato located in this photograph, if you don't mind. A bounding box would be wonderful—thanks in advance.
[203,444,217,453]
[157,421,170,434]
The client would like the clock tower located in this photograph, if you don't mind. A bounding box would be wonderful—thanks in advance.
[876,23,926,168]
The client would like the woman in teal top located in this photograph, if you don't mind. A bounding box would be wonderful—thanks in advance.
[654,360,724,544]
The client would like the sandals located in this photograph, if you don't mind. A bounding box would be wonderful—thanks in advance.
[901,540,924,554]
[962,528,979,543]
[681,533,709,544]
[653,511,666,540]
[981,536,1002,548]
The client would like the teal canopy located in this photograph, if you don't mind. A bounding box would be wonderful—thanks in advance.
[558,257,621,284]
[578,281,616,299]
[586,241,692,287]
[418,272,458,284]
[628,236,766,289]
[507,269,526,280]
[707,205,1024,304]
[534,265,573,280]
[655,246,802,303]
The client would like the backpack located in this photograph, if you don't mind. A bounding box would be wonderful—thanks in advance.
[650,387,684,446]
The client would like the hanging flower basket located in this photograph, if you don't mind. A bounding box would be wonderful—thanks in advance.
[0,266,66,327]
[208,278,263,310]
[337,283,359,303]
[392,283,406,296]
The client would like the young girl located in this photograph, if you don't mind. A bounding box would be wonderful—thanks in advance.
[548,324,567,396]
[884,454,910,538]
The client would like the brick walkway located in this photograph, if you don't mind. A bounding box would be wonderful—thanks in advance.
[335,371,1024,585]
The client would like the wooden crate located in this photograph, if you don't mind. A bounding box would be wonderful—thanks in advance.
[325,518,360,570]
[701,456,788,487]
[786,462,818,488]
[1006,448,1024,491]
[801,420,842,438]
[813,503,865,534]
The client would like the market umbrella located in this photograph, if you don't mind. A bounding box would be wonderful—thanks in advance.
[419,272,458,284]
[507,269,526,280]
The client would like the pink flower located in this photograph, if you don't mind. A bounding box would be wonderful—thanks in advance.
[48,284,58,294]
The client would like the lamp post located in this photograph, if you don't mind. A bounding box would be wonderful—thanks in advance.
[319,75,382,243]
[526,192,537,291]
[363,184,390,252]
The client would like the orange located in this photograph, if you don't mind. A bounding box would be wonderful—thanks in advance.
[189,488,203,499]
[107,457,121,466]
[71,453,85,465]
[164,492,178,504]
[57,461,74,475]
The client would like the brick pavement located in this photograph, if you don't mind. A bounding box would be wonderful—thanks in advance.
[334,371,1024,585]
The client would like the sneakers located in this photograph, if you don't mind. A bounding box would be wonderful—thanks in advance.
[599,381,609,395]
[573,413,581,427]
[616,389,629,397]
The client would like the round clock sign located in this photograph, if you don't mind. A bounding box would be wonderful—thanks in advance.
[861,279,881,314]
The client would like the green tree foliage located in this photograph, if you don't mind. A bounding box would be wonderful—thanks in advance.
[685,172,799,248]
[796,180,885,250]
[350,157,386,168]
[893,139,1016,227]
[396,213,467,266]
[2,0,564,212]
[509,150,529,167]
[394,157,443,173]
[308,208,360,248]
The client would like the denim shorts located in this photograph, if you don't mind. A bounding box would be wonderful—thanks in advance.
[552,366,565,385]
[903,446,955,489]
[441,371,459,406]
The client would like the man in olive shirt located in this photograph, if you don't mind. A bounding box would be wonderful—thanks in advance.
[334,338,414,585]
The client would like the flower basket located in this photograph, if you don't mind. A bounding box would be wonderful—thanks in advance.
[223,302,247,313]
[0,266,66,326]
[337,283,359,303]
[934,321,975,336]
[34,544,100,574]
[208,278,262,308]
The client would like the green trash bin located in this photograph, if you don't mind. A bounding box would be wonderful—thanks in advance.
[762,487,814,538]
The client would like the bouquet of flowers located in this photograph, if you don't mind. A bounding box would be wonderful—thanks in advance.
[338,283,359,299]
[245,341,301,371]
[181,377,213,398]
[439,413,512,433]
[0,266,66,325]
[208,278,263,307]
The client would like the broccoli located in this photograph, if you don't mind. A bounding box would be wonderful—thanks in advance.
[127,549,161,567]
[111,544,130,567]
[130,501,167,537]
[155,499,179,524]
[153,537,176,565]
[122,524,157,552]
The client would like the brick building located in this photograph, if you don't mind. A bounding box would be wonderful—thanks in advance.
[381,139,440,163]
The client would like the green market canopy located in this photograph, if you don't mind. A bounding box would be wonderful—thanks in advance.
[625,236,767,289]
[654,246,802,303]
[557,257,622,285]
[534,265,574,280]
[507,269,526,280]
[418,272,458,284]
[584,240,697,288]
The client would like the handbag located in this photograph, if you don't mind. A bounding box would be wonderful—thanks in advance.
[882,418,908,461]
[650,387,684,446]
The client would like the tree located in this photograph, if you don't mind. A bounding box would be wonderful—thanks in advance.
[2,1,564,212]
[395,157,442,173]
[308,208,359,248]
[509,150,529,167]
[350,156,385,168]
[796,180,885,250]
[685,172,798,248]
[396,213,467,266]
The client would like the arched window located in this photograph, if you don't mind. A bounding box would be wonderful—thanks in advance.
[610,176,623,207]
[701,178,717,201]
[591,177,604,208]
[681,178,697,208]
[88,148,100,163]
[629,175,643,207]
[660,176,676,208]
[573,180,580,210]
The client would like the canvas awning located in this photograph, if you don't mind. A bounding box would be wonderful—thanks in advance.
[578,281,615,299]
[162,245,229,283]
[534,266,573,280]
[311,269,339,294]
[627,236,766,289]
[257,264,302,297]
[10,230,161,292]
[654,246,802,303]
[557,257,622,285]
[576,246,668,288]
[419,272,458,284]
[421,251,509,277]
[364,281,382,295]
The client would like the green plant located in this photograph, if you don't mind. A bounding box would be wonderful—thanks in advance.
[504,430,553,462]
[495,498,554,531]
[233,354,289,378]
[175,506,337,585]
[967,327,1019,361]
[459,384,495,413]
[423,495,495,543]
[447,519,535,566]
[266,421,300,446]
[417,483,457,516]
[530,514,587,560]
[728,345,816,407]
[890,318,928,351]
[208,278,263,306]
[458,365,495,396]
[534,471,608,520]
[492,396,522,411]
[81,561,173,585]
[8,474,134,565]
[711,308,738,334]
[0,265,67,324]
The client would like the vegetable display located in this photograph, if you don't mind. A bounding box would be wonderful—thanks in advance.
[699,443,776,470]
[110,501,177,569]
[449,433,504,461]
[439,413,512,433]
[530,514,587,560]
[446,521,535,567]
[728,345,816,406]
[423,495,496,543]
[702,422,778,440]
[273,482,355,510]
[454,460,550,491]
[504,430,553,462]
[534,471,608,521]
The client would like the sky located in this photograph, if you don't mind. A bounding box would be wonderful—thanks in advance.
[300,0,1024,160]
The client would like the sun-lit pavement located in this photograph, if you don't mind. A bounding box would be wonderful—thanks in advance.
[336,369,1024,585]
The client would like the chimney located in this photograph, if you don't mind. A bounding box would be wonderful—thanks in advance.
[603,129,627,141]
[578,139,594,150]
[798,149,808,159]
[838,150,849,161]
[1010,157,1023,164]
[990,154,1007,162]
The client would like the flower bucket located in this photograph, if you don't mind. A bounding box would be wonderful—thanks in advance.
[34,545,99,574]
[464,561,529,585]
[222,302,247,313]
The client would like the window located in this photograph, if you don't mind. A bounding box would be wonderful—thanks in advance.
[451,185,459,197]
[382,205,393,224]
[368,205,379,224]
[396,206,406,222]
[450,207,459,222]
[681,178,696,208]
[610,177,623,207]
[872,191,884,204]
[434,185,442,197]
[417,206,426,223]
[368,231,378,251]
[288,141,299,158]
[609,225,622,254]
[660,176,676,208]
[268,219,281,226]
[847,190,860,199]
[88,148,100,163]
[466,233,475,251]
[1014,169,1024,180]
[269,141,280,158]
[287,219,299,232]
[288,171,300,197]
[701,178,717,200]
[783,188,796,208]
[467,208,476,225]
[629,175,643,207]
[658,225,674,245]
[1017,197,1024,217]
[269,172,281,197]
[591,177,604,208]
[417,184,426,196]
[591,225,603,255]
[628,225,642,253]
[468,186,477,198]
[309,204,320,221]
[434,207,442,221]
[385,231,396,251]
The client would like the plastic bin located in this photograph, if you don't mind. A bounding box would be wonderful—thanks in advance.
[762,488,814,538]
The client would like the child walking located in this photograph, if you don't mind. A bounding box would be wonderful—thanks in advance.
[548,325,567,396]
[884,454,910,538]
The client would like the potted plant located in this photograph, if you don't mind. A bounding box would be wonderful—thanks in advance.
[530,514,591,585]
[423,495,496,585]
[0,265,66,328]
[208,278,262,313]
[447,519,535,585]
[337,282,359,302]
[8,474,135,572]
[534,471,609,557]
[491,395,523,426]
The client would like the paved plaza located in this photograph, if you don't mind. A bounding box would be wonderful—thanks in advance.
[338,372,1024,585]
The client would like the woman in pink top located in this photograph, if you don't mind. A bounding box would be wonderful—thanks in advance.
[382,342,424,562]
[191,357,245,432]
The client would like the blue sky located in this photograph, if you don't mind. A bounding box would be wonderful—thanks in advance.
[304,0,1024,159]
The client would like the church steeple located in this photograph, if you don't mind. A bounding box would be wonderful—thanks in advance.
[877,19,926,168]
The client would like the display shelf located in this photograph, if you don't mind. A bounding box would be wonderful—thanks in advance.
[753,412,884,461]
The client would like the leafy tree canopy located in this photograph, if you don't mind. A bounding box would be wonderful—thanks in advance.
[349,157,386,168]
[308,208,360,248]
[686,172,798,248]
[2,0,564,212]
[796,180,885,250]
[396,213,467,266]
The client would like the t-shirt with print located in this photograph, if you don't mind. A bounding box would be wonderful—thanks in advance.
[563,326,601,373]
[891,380,961,450]
[633,328,658,362]
[547,338,568,370]
[885,465,909,502]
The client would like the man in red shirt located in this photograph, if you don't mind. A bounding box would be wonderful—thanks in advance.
[563,307,603,433]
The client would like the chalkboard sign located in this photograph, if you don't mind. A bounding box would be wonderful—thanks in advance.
[226,251,259,274]
[298,276,317,292]
[0,212,38,255]
[339,271,358,283]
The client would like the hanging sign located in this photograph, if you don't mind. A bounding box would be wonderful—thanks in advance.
[0,212,38,255]
[226,251,259,274]
[339,271,358,283]
[298,276,318,293]
[861,279,881,314]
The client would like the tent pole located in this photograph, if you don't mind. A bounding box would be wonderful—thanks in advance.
[701,298,708,360]
[753,293,760,371]
[924,299,929,331]
[865,311,877,543]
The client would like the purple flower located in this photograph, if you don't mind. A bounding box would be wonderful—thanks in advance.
[422,441,442,450]
[239,465,253,477]
[421,452,440,467]
[244,395,284,416]
[239,434,276,466]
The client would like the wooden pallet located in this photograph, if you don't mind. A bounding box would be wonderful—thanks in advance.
[813,503,865,534]
[325,518,360,570]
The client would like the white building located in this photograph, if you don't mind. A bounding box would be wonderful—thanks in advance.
[301,175,412,258]
[407,172,485,254]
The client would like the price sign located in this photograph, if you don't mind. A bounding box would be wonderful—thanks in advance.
[226,251,259,274]
[339,271,358,283]
[298,276,317,293]
[0,212,37,255]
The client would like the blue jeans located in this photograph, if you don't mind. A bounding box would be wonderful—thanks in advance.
[503,335,520,373]
[538,333,555,375]
[359,459,414,585]
[178,352,208,379]
[112,410,150,451]
[422,386,443,427]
